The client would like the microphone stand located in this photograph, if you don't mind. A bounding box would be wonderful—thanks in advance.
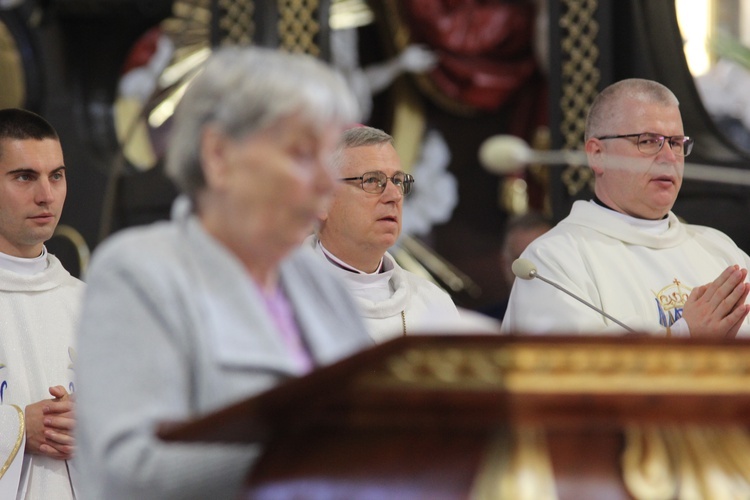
[529,269,636,333]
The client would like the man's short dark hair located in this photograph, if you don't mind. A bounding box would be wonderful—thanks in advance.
[0,108,59,142]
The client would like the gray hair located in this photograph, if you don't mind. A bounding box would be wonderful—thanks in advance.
[165,46,361,198]
[329,126,393,172]
[584,78,679,140]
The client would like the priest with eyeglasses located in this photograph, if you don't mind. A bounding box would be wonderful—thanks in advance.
[502,78,750,339]
[305,126,474,342]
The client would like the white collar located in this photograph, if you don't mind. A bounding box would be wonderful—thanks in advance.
[318,240,385,274]
[0,246,48,275]
[588,200,670,235]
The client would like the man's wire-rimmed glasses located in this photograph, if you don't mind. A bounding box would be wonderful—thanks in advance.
[339,171,415,196]
[596,132,694,157]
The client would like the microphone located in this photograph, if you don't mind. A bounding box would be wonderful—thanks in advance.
[478,135,588,175]
[479,134,750,187]
[512,258,636,333]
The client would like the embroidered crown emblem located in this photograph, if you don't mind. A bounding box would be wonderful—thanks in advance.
[653,278,692,328]
[654,278,691,311]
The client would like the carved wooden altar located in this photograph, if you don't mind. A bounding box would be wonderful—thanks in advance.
[160,334,750,499]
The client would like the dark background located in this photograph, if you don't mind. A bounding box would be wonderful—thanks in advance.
[4,0,750,309]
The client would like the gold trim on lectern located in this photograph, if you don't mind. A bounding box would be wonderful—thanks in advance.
[359,342,750,394]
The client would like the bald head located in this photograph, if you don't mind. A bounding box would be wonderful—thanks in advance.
[584,79,679,141]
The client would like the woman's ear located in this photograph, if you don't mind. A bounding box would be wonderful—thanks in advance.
[200,125,230,190]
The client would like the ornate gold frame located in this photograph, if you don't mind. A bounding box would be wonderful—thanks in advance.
[558,0,600,196]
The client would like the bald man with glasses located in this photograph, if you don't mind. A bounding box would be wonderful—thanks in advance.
[502,78,750,338]
[305,126,462,342]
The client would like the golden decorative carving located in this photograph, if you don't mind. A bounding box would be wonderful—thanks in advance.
[217,0,255,46]
[165,0,213,49]
[361,340,750,498]
[558,0,600,196]
[470,427,557,500]
[361,343,750,393]
[277,0,320,56]
[623,425,750,499]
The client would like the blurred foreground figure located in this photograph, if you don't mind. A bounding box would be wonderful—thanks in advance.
[0,108,84,499]
[76,47,372,499]
[502,78,750,338]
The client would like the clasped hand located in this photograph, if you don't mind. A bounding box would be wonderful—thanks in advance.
[682,265,750,339]
[24,385,75,460]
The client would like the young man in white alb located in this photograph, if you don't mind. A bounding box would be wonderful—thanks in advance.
[0,108,84,499]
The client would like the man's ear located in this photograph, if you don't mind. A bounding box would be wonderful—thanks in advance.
[200,125,230,190]
[585,137,605,175]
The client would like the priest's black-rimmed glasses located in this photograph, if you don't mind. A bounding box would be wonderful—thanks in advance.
[339,171,415,196]
[595,132,694,157]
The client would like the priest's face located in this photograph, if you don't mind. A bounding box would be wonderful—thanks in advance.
[318,142,404,273]
[586,98,685,220]
[0,138,66,258]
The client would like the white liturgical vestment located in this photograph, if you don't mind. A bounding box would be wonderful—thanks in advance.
[304,235,464,342]
[502,200,750,336]
[0,253,84,499]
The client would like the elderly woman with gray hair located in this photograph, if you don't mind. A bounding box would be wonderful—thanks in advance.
[75,46,372,499]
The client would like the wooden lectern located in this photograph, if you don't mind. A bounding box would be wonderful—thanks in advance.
[159,335,750,499]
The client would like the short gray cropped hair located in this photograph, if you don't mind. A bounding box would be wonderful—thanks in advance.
[165,46,361,198]
[584,78,679,141]
[329,126,393,172]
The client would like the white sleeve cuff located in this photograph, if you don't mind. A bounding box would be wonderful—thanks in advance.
[668,318,690,338]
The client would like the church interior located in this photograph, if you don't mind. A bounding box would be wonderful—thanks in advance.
[3,0,750,497]
[3,0,750,310]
